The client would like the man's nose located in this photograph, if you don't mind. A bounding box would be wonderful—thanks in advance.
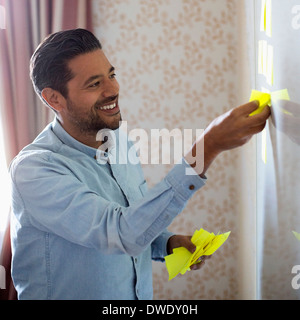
[101,78,119,98]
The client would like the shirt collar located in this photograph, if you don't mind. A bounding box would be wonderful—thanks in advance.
[52,117,117,160]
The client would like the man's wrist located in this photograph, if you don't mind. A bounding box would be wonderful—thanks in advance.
[184,134,220,177]
[166,235,177,255]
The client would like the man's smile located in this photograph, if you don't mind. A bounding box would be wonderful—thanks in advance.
[95,98,120,115]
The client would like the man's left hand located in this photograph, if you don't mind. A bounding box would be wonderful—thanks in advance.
[167,235,211,271]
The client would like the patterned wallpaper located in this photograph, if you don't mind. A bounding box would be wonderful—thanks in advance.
[93,0,246,299]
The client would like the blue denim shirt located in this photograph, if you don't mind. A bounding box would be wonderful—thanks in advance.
[9,118,206,300]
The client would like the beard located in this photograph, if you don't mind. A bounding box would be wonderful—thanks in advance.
[66,97,122,135]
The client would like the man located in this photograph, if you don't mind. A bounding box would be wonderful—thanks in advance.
[9,29,270,300]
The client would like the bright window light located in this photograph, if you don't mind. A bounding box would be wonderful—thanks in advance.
[0,5,6,30]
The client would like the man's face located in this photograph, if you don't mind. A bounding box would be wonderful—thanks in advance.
[63,49,121,136]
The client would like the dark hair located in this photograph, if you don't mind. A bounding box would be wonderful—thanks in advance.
[30,28,102,103]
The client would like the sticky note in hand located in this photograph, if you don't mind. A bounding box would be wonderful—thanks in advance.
[249,90,271,116]
[249,89,290,116]
[164,228,230,281]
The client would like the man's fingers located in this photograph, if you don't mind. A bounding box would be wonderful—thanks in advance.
[235,101,271,124]
[235,100,260,116]
[246,122,267,136]
[190,260,205,270]
[247,105,271,126]
[200,255,212,260]
[190,255,212,271]
[185,238,196,254]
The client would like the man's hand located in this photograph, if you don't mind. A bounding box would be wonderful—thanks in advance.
[167,235,211,271]
[185,101,271,177]
[204,101,270,153]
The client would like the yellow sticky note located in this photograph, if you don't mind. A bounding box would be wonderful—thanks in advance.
[260,0,267,32]
[271,88,290,102]
[271,89,291,115]
[249,89,290,116]
[164,247,192,280]
[249,90,271,116]
[260,0,272,37]
[165,228,230,280]
[249,88,291,164]
[293,231,300,241]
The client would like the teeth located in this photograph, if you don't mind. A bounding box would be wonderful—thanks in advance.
[99,103,116,110]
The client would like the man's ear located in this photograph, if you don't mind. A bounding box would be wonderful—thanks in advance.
[41,88,66,112]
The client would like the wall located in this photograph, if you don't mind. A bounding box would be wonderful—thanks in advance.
[93,0,254,299]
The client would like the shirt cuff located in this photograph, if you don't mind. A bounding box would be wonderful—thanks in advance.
[164,158,207,201]
[151,229,175,262]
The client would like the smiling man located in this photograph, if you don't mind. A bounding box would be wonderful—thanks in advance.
[40,44,121,145]
[9,29,270,300]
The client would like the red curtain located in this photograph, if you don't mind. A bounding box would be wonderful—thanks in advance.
[0,0,93,300]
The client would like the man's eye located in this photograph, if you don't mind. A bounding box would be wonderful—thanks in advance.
[110,73,116,79]
[89,81,100,88]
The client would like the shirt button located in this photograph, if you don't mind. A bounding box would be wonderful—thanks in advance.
[189,184,195,190]
[134,258,138,263]
[103,152,108,157]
